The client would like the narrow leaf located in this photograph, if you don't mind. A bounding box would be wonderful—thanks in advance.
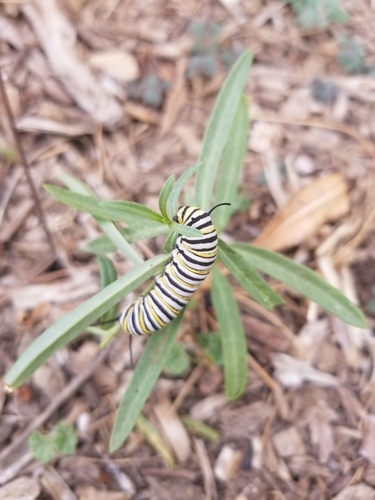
[218,239,284,310]
[167,163,200,216]
[136,415,175,468]
[214,95,249,232]
[97,220,144,265]
[5,254,171,388]
[181,416,219,442]
[211,267,248,399]
[195,50,253,211]
[163,231,178,253]
[169,222,202,238]
[98,256,118,327]
[59,176,143,265]
[45,185,142,225]
[110,313,184,452]
[233,243,367,328]
[159,175,175,219]
[100,201,164,223]
[84,222,170,255]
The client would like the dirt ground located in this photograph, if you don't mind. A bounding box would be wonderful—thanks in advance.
[1,0,375,499]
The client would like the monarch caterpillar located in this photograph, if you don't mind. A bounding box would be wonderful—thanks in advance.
[119,203,230,336]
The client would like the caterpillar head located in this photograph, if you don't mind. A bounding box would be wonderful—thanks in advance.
[173,203,231,225]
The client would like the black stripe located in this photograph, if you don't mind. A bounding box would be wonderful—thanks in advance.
[186,212,207,226]
[185,208,200,224]
[178,247,215,266]
[142,298,159,330]
[165,269,194,294]
[131,305,143,336]
[195,220,212,230]
[183,234,217,246]
[149,291,174,321]
[173,260,204,282]
[155,281,186,308]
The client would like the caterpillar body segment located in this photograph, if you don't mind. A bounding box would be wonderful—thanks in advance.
[119,205,222,336]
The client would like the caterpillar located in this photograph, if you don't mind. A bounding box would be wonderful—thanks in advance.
[119,203,230,336]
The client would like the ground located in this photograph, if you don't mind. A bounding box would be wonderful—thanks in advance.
[1,0,375,499]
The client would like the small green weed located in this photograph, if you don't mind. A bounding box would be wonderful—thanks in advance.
[29,422,77,463]
[286,0,348,29]
[310,79,340,104]
[127,76,169,108]
[337,36,366,74]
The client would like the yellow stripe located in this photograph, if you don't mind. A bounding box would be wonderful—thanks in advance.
[146,295,166,327]
[154,287,179,315]
[177,253,210,276]
[170,264,198,289]
[160,275,189,301]
[138,300,150,334]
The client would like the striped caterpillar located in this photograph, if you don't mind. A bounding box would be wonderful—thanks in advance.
[119,204,229,336]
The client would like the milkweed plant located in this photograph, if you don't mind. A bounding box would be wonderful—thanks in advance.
[5,51,366,452]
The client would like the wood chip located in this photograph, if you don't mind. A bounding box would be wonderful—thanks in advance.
[214,444,243,482]
[89,50,140,83]
[41,467,78,500]
[273,426,305,458]
[0,477,40,500]
[16,116,93,137]
[76,486,131,500]
[331,484,375,500]
[22,0,123,128]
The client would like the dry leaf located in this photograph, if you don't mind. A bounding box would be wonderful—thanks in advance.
[89,50,140,83]
[253,173,350,251]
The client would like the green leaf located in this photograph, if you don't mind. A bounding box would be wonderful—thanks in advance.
[110,313,184,452]
[164,341,190,375]
[163,231,178,253]
[84,222,170,255]
[53,423,78,455]
[233,243,367,328]
[95,220,144,265]
[197,332,223,365]
[98,256,119,328]
[29,432,56,463]
[181,415,219,442]
[45,185,142,225]
[159,175,175,220]
[211,267,248,399]
[194,50,253,211]
[5,254,171,388]
[136,415,175,468]
[167,163,200,216]
[58,176,143,265]
[213,95,249,233]
[169,222,203,238]
[218,239,284,310]
[100,201,165,223]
